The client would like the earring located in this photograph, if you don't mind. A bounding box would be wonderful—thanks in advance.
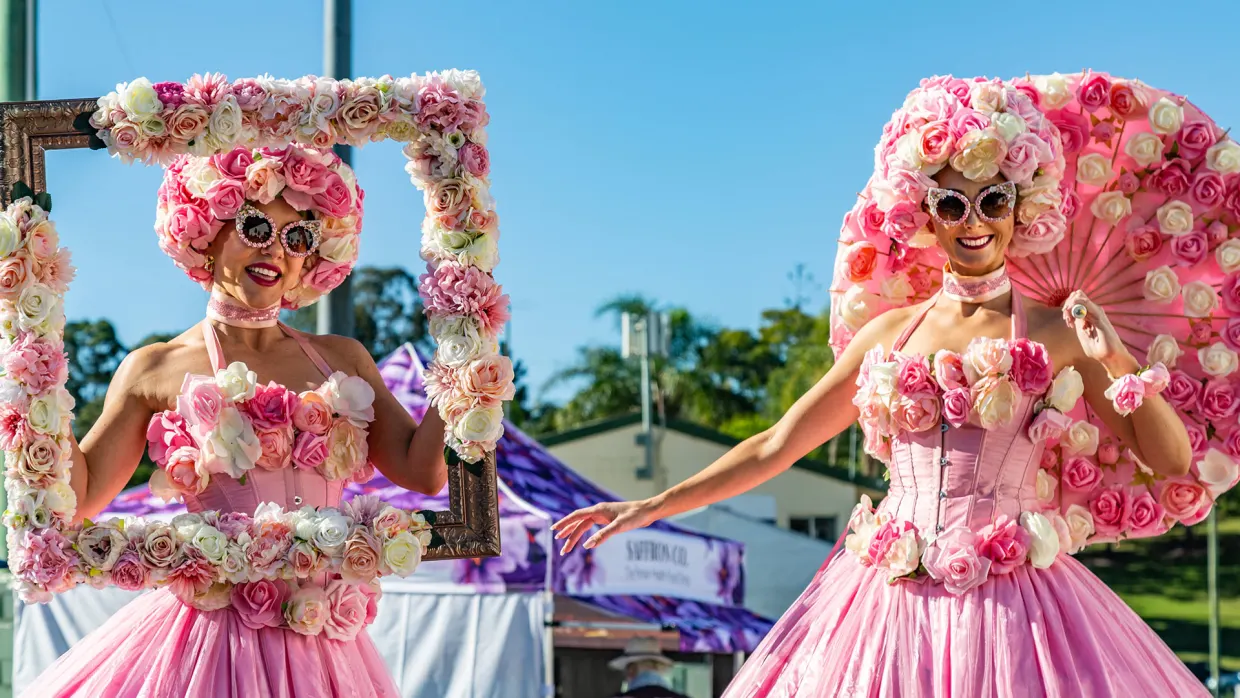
[205,255,215,273]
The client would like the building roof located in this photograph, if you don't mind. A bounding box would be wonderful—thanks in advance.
[537,413,887,490]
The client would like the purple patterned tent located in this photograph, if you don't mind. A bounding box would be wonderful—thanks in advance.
[105,345,773,653]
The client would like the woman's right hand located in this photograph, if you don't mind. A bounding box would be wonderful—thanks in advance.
[551,499,662,555]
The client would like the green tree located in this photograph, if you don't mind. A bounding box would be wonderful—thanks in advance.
[284,266,430,359]
[63,320,127,406]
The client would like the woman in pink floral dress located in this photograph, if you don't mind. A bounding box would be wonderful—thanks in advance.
[554,74,1233,696]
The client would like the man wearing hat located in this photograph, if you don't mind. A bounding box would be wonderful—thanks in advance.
[608,637,690,698]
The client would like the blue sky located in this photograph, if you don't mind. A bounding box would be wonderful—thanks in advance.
[35,0,1240,404]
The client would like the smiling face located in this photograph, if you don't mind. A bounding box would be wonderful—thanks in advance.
[929,167,1016,276]
[208,197,310,308]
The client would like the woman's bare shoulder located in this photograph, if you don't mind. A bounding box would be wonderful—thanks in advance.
[297,330,373,375]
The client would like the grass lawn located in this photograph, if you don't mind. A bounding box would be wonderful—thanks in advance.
[1079,515,1240,674]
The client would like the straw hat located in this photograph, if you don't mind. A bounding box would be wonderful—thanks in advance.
[608,637,674,671]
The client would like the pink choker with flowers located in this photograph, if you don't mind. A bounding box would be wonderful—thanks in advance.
[942,265,1012,304]
[206,289,280,329]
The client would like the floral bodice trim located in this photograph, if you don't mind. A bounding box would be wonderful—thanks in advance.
[145,362,378,500]
[176,575,381,640]
[852,337,1084,465]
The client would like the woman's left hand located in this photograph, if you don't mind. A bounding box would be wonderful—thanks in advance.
[1062,290,1137,374]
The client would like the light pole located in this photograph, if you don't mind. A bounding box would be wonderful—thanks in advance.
[622,311,669,484]
[317,0,355,338]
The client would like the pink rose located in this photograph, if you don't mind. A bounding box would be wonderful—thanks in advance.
[324,580,370,641]
[1178,121,1218,160]
[1011,210,1067,256]
[1170,230,1207,266]
[293,392,332,435]
[1221,273,1240,314]
[177,377,225,434]
[232,579,289,630]
[933,352,967,391]
[1076,73,1112,112]
[844,243,878,283]
[1110,83,1146,120]
[285,585,331,636]
[146,410,195,466]
[163,446,206,495]
[893,392,940,433]
[415,80,465,132]
[1224,428,1240,459]
[897,355,936,396]
[359,581,381,624]
[1124,225,1163,262]
[1118,172,1140,195]
[1227,176,1240,219]
[1164,370,1201,411]
[1060,189,1081,219]
[311,172,354,219]
[165,204,217,250]
[459,142,491,177]
[922,528,992,595]
[1192,171,1226,208]
[282,151,330,195]
[246,382,298,430]
[1089,488,1132,537]
[1146,159,1191,198]
[1028,409,1073,443]
[1092,122,1115,143]
[289,541,323,578]
[255,427,294,471]
[204,180,245,221]
[305,260,352,294]
[110,552,150,592]
[885,168,935,205]
[0,254,32,300]
[426,179,474,224]
[1049,110,1090,155]
[863,429,891,463]
[1000,133,1051,185]
[341,529,382,583]
[977,516,1030,575]
[1062,456,1102,492]
[1200,379,1239,422]
[211,149,254,181]
[1040,448,1059,470]
[866,519,919,567]
[1184,423,1207,456]
[947,109,989,140]
[917,120,954,164]
[941,387,971,428]
[1009,338,1052,394]
[460,355,516,406]
[292,431,329,471]
[1225,319,1240,352]
[858,199,886,239]
[1128,492,1167,536]
[1160,482,1211,524]
[1189,320,1212,346]
[1106,373,1147,416]
[244,158,286,205]
[1009,79,1041,108]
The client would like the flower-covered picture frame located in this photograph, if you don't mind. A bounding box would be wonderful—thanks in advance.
[0,71,505,603]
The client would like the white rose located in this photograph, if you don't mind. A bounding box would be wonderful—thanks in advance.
[421,222,470,261]
[382,530,424,577]
[314,513,352,556]
[1036,469,1058,506]
[1020,512,1061,569]
[44,480,76,517]
[950,129,1005,181]
[215,361,258,403]
[1143,266,1181,304]
[16,284,57,331]
[200,407,262,478]
[182,157,221,198]
[878,529,922,577]
[1124,133,1165,169]
[205,95,244,150]
[839,286,880,332]
[879,273,914,304]
[991,112,1028,143]
[1075,153,1113,188]
[1155,201,1193,236]
[1148,97,1184,135]
[292,507,320,540]
[138,116,167,139]
[171,513,206,542]
[1217,240,1240,274]
[894,132,924,171]
[1063,504,1095,554]
[1147,334,1184,369]
[1198,342,1239,378]
[319,235,359,265]
[1198,448,1240,493]
[222,544,249,584]
[867,361,900,403]
[0,213,20,258]
[120,77,162,120]
[1182,281,1219,318]
[436,321,487,368]
[1034,73,1072,109]
[453,404,504,444]
[442,69,484,101]
[1206,140,1240,175]
[321,372,375,425]
[1061,421,1100,456]
[1048,367,1084,412]
[1090,191,1131,225]
[191,525,229,565]
[974,377,1019,430]
[459,234,499,272]
[28,390,71,436]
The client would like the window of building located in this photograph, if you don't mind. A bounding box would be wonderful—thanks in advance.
[788,516,837,543]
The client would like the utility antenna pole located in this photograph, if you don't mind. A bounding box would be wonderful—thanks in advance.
[317,0,355,337]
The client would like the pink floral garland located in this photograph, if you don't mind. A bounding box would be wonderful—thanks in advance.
[87,70,513,463]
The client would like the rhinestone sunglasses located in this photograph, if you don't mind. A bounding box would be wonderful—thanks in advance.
[925,181,1017,227]
[233,203,323,258]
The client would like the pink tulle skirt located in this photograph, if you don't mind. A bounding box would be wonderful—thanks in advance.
[23,589,399,698]
[724,553,1207,697]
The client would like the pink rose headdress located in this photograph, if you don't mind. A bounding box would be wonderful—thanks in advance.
[154,143,364,309]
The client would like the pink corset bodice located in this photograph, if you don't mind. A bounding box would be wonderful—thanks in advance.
[867,291,1048,535]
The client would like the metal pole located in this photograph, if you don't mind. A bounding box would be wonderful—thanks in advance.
[1209,507,1220,697]
[317,0,354,338]
[640,337,654,480]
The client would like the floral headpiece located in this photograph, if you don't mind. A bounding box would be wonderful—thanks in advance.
[831,75,1067,352]
[154,144,364,309]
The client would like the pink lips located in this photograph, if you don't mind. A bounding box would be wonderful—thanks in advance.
[246,263,283,288]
